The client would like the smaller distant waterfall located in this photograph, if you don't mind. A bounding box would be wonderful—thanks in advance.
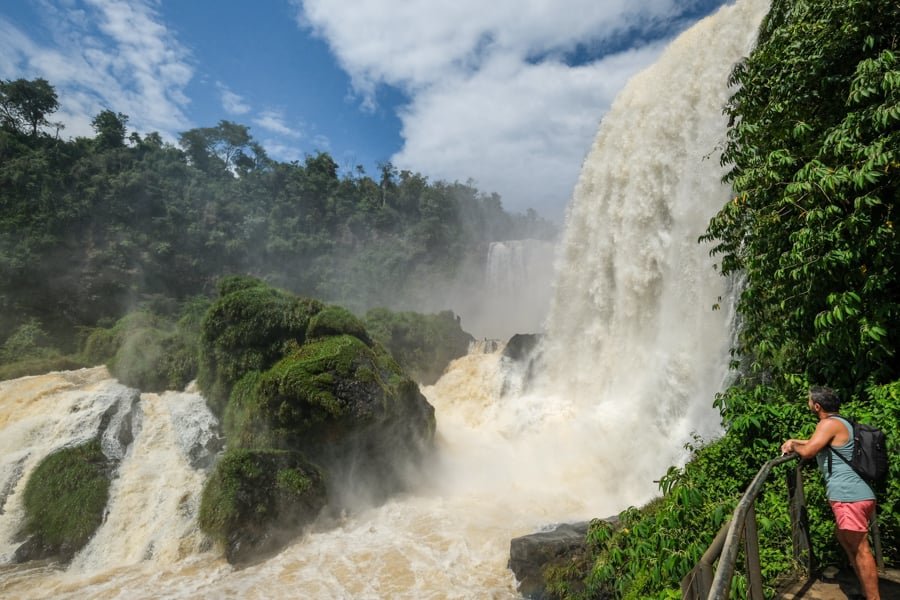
[477,239,555,340]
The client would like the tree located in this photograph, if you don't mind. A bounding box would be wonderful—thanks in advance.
[702,0,900,393]
[0,78,59,136]
[91,110,129,149]
[178,120,261,174]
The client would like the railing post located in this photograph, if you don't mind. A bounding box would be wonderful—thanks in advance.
[681,521,730,599]
[700,454,799,600]
[787,463,813,576]
[744,503,764,600]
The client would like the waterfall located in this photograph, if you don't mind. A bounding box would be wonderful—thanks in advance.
[444,239,556,341]
[0,0,769,596]
[483,239,556,337]
[531,0,765,463]
[0,368,139,563]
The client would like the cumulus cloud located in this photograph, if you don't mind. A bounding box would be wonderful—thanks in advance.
[218,82,251,115]
[253,110,303,139]
[0,0,193,139]
[295,0,724,219]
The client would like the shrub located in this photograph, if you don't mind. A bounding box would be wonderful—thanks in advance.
[364,308,473,384]
[197,448,326,563]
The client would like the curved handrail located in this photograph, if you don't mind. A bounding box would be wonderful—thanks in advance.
[706,453,799,598]
[683,451,883,599]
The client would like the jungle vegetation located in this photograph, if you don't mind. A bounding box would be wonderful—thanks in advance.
[547,0,900,597]
[0,81,554,374]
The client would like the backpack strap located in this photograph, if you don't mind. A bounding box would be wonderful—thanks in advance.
[825,415,854,476]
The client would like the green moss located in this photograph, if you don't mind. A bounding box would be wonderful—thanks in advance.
[198,448,326,562]
[364,308,473,384]
[221,333,429,457]
[22,440,110,557]
[276,468,313,494]
[197,278,324,416]
[216,274,267,297]
[306,305,371,345]
[222,371,274,449]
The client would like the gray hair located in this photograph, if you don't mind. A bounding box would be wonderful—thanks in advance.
[809,385,841,412]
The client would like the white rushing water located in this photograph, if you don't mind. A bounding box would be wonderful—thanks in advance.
[482,239,556,338]
[0,0,768,597]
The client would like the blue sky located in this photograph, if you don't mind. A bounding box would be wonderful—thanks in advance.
[0,0,732,221]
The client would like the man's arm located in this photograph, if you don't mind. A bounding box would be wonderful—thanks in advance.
[780,419,842,459]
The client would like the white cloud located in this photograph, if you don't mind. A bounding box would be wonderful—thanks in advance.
[393,44,666,219]
[217,82,251,115]
[0,0,193,139]
[262,140,305,164]
[252,110,303,139]
[296,0,722,219]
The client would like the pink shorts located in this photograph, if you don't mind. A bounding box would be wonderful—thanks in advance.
[829,500,876,532]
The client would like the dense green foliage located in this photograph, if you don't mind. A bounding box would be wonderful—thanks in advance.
[702,0,900,393]
[0,81,555,371]
[197,448,327,562]
[21,439,110,559]
[197,278,435,561]
[197,276,324,415]
[548,1,900,598]
[364,308,474,384]
[81,298,209,392]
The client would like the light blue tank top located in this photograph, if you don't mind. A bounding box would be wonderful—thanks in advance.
[815,416,875,501]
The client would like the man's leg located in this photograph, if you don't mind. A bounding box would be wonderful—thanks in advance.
[835,529,880,600]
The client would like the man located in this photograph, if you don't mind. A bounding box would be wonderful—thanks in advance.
[781,386,880,600]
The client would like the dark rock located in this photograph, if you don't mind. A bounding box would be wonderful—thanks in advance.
[509,518,617,599]
[502,333,542,362]
[97,388,140,461]
[500,334,545,396]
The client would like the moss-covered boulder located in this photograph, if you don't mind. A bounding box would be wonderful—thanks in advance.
[197,277,436,562]
[364,308,474,384]
[198,448,327,563]
[197,276,324,416]
[224,335,435,483]
[15,440,111,562]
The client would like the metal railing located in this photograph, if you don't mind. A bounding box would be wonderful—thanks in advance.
[681,452,883,600]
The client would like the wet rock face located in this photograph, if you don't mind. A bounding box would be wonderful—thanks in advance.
[502,333,542,363]
[509,518,618,600]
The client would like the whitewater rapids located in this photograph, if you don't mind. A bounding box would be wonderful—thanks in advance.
[0,0,769,596]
